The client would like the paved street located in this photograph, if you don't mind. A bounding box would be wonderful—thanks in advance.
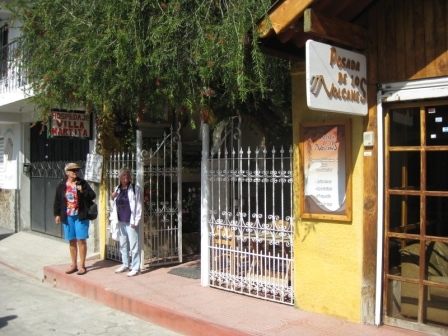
[0,264,182,336]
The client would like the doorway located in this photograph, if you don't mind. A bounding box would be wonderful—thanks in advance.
[205,117,294,305]
[30,122,89,237]
[383,99,448,331]
[105,128,183,267]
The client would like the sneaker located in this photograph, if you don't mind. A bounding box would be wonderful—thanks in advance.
[127,270,139,277]
[115,265,128,273]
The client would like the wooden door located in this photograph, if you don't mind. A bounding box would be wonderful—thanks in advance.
[383,100,448,331]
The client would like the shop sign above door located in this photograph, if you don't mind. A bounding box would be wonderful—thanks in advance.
[49,110,91,138]
[306,40,367,116]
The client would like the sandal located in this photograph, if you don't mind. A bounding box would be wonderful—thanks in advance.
[65,266,78,274]
[77,267,87,275]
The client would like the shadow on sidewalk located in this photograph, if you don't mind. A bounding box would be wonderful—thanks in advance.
[85,254,200,275]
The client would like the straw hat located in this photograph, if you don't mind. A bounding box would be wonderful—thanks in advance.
[65,162,81,171]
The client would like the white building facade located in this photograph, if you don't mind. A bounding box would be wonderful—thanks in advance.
[0,6,33,232]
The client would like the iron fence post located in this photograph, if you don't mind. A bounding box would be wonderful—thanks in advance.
[177,123,183,263]
[137,130,145,270]
[201,122,210,286]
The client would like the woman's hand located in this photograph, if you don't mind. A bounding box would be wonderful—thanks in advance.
[55,216,61,225]
[111,191,118,199]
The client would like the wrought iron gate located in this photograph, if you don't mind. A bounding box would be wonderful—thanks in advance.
[140,126,183,266]
[106,152,136,260]
[106,127,183,266]
[205,118,294,305]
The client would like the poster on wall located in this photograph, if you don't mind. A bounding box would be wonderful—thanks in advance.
[300,119,352,221]
[84,154,103,183]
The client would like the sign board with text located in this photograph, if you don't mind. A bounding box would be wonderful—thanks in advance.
[49,111,91,138]
[306,40,367,116]
[84,154,103,183]
[300,119,352,221]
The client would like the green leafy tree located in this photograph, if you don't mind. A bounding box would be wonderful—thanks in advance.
[4,0,291,150]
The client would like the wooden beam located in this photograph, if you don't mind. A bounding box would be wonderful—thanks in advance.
[277,23,302,44]
[303,8,367,49]
[259,0,315,38]
[291,31,313,49]
[259,44,304,62]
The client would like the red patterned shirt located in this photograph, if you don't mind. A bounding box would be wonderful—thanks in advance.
[65,183,79,216]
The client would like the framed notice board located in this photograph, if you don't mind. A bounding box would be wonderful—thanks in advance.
[84,154,103,183]
[299,119,352,221]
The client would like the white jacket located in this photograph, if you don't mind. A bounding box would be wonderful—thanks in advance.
[109,183,142,241]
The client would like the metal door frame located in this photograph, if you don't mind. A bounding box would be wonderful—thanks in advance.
[106,127,183,267]
[138,127,183,266]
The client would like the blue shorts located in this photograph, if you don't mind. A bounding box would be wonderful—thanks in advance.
[63,215,89,240]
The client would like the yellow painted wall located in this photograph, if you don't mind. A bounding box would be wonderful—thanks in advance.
[99,178,108,259]
[291,62,365,322]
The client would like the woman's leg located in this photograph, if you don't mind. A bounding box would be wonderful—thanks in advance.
[127,224,140,272]
[69,239,78,268]
[119,222,130,268]
[78,239,87,269]
[72,216,89,275]
[64,216,78,273]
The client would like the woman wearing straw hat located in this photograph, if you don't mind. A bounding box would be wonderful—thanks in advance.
[54,162,96,275]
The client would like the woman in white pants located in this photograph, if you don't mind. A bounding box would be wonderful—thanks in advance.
[110,167,142,277]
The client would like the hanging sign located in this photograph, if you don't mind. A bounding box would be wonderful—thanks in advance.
[306,40,367,116]
[84,153,103,183]
[300,119,352,221]
[49,111,91,138]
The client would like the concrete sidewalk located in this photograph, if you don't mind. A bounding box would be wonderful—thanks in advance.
[0,231,98,281]
[0,232,431,336]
